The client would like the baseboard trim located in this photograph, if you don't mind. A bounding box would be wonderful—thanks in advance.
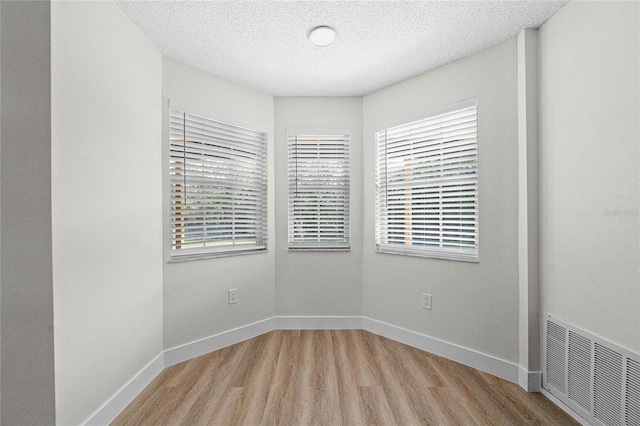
[518,366,542,392]
[85,315,542,425]
[362,317,519,383]
[276,316,363,330]
[164,317,276,367]
[540,387,590,426]
[83,352,165,426]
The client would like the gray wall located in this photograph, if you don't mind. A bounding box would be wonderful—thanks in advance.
[51,2,163,424]
[162,57,276,350]
[362,39,521,363]
[539,1,639,352]
[0,1,56,424]
[274,97,363,317]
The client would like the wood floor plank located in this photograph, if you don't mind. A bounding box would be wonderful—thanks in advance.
[161,350,229,424]
[427,386,482,425]
[365,333,434,425]
[238,331,282,425]
[286,330,316,426]
[260,331,301,424]
[359,385,398,426]
[111,330,579,426]
[330,330,368,425]
[180,341,253,424]
[311,331,343,425]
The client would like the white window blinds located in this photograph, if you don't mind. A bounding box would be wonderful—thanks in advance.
[169,102,268,259]
[375,99,478,262]
[288,129,350,250]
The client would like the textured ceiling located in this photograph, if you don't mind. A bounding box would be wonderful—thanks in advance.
[115,0,568,96]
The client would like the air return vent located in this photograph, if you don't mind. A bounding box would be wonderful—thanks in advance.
[568,330,591,412]
[544,315,640,426]
[627,359,640,425]
[547,320,567,393]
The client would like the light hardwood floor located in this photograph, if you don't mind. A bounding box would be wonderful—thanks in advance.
[112,330,577,425]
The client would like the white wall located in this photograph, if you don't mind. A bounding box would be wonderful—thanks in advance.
[538,1,639,353]
[363,39,521,363]
[37,1,640,423]
[162,58,276,349]
[51,2,163,425]
[0,1,56,423]
[274,97,363,317]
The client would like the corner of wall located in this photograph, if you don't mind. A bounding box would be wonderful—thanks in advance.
[516,27,541,378]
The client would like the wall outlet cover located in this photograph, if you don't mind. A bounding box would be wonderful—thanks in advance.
[229,288,238,304]
[422,293,432,310]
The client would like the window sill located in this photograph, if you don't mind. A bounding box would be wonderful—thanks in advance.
[288,247,351,252]
[168,248,268,263]
[375,247,478,263]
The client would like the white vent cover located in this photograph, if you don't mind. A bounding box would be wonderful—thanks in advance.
[627,359,640,425]
[544,315,640,426]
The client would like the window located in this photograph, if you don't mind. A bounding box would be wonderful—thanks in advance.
[288,129,350,250]
[375,99,478,261]
[169,101,268,260]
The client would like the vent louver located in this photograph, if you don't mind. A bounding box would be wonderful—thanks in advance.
[627,359,640,426]
[568,331,592,412]
[543,315,639,426]
[593,344,623,426]
[546,320,567,394]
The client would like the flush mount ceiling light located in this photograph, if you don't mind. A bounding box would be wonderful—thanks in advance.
[309,26,336,47]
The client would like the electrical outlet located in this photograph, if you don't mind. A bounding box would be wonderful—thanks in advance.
[228,288,238,304]
[421,293,432,310]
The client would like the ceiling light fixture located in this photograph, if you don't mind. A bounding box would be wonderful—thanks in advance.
[309,26,336,47]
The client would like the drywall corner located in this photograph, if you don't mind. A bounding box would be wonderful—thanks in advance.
[517,28,540,377]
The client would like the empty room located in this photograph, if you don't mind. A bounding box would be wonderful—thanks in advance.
[0,0,638,425]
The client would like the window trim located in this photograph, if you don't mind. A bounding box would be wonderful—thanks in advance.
[375,98,478,262]
[287,128,351,251]
[168,100,268,261]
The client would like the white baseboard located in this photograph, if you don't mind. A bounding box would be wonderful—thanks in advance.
[164,317,276,367]
[85,316,546,425]
[362,317,519,383]
[276,316,363,330]
[83,352,165,426]
[518,366,542,392]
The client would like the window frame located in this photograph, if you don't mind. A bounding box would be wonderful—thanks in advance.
[374,98,478,262]
[168,101,268,261]
[287,128,351,251]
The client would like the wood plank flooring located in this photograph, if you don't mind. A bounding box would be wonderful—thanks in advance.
[112,330,577,425]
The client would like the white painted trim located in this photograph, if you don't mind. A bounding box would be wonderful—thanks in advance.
[84,316,553,426]
[83,352,165,426]
[276,316,363,330]
[518,366,542,392]
[164,317,276,367]
[540,388,591,426]
[363,317,519,383]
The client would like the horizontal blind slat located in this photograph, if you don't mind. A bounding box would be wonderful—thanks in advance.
[170,105,268,258]
[375,100,478,261]
[288,131,350,248]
